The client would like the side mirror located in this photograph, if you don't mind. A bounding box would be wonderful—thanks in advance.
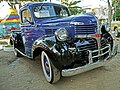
[24,17,34,25]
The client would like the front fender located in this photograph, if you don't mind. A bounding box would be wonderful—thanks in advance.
[32,36,62,69]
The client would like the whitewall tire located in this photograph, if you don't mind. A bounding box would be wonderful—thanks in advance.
[41,51,60,83]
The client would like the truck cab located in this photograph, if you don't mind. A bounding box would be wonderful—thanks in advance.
[11,2,118,83]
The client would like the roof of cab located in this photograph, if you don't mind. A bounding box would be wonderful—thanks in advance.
[20,2,67,11]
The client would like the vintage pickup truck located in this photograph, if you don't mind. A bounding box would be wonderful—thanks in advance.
[10,2,118,83]
[111,21,120,37]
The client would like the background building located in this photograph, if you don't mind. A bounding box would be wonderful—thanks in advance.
[79,0,111,19]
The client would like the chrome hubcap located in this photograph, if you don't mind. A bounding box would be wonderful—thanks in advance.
[44,57,50,76]
[41,51,52,82]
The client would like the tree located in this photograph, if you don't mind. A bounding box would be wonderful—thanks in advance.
[2,0,42,14]
[62,0,82,15]
[112,0,120,21]
[107,0,113,27]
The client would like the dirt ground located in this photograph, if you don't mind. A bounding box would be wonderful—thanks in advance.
[0,40,120,90]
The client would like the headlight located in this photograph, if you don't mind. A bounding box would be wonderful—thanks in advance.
[55,28,68,41]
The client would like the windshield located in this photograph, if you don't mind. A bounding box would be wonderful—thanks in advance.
[33,5,69,18]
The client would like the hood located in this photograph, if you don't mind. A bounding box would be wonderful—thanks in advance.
[35,15,73,26]
[36,14,98,37]
[36,14,97,25]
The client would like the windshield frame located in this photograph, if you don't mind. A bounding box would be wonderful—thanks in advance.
[32,4,70,19]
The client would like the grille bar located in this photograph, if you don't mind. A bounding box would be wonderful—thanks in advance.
[78,44,97,51]
[91,45,110,59]
[101,39,107,48]
[77,39,98,51]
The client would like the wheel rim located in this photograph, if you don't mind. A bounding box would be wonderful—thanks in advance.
[41,51,52,82]
[44,56,50,77]
[115,28,118,37]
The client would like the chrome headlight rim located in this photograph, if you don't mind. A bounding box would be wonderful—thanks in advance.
[55,28,68,42]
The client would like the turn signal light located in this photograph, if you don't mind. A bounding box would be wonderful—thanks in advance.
[91,34,100,38]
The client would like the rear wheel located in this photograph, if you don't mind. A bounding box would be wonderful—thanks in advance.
[41,51,60,83]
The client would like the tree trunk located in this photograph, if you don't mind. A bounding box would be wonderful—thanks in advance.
[107,0,112,28]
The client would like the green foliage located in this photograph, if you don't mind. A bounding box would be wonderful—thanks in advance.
[112,0,120,20]
[62,0,82,15]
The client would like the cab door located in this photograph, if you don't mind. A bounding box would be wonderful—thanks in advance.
[20,8,42,57]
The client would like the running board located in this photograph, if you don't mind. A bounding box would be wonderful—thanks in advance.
[15,48,32,59]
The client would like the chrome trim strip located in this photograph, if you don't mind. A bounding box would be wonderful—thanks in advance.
[92,45,110,53]
[101,51,109,56]
[15,48,32,59]
[92,50,109,59]
[75,35,91,38]
[90,44,110,59]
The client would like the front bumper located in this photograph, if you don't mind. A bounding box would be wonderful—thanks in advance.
[62,44,118,77]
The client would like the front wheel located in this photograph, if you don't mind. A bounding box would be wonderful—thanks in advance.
[41,51,60,83]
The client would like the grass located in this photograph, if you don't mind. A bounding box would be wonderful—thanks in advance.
[4,45,13,47]
[0,41,8,45]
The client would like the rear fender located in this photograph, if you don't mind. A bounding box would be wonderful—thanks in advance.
[10,30,21,45]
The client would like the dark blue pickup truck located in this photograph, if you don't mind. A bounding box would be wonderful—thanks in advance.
[10,2,118,83]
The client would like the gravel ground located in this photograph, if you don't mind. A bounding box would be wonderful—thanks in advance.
[0,40,120,90]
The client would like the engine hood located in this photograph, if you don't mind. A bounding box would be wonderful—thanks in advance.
[36,14,98,37]
[71,14,97,24]
[36,16,73,26]
[36,14,97,26]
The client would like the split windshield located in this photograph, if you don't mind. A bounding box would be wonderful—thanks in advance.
[33,5,69,18]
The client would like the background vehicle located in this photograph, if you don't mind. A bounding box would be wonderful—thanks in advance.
[111,21,120,37]
[10,2,118,83]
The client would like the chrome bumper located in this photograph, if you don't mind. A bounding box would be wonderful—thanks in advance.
[62,44,118,77]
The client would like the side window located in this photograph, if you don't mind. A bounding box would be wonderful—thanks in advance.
[60,8,68,17]
[54,6,69,17]
[21,9,32,23]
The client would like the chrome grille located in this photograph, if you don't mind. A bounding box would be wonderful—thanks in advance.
[77,39,98,62]
[78,39,98,51]
[101,38,107,48]
[100,38,109,60]
[75,24,97,35]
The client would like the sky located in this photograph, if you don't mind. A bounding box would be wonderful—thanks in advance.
[79,0,108,8]
[0,0,110,19]
[52,0,109,8]
[0,1,11,19]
